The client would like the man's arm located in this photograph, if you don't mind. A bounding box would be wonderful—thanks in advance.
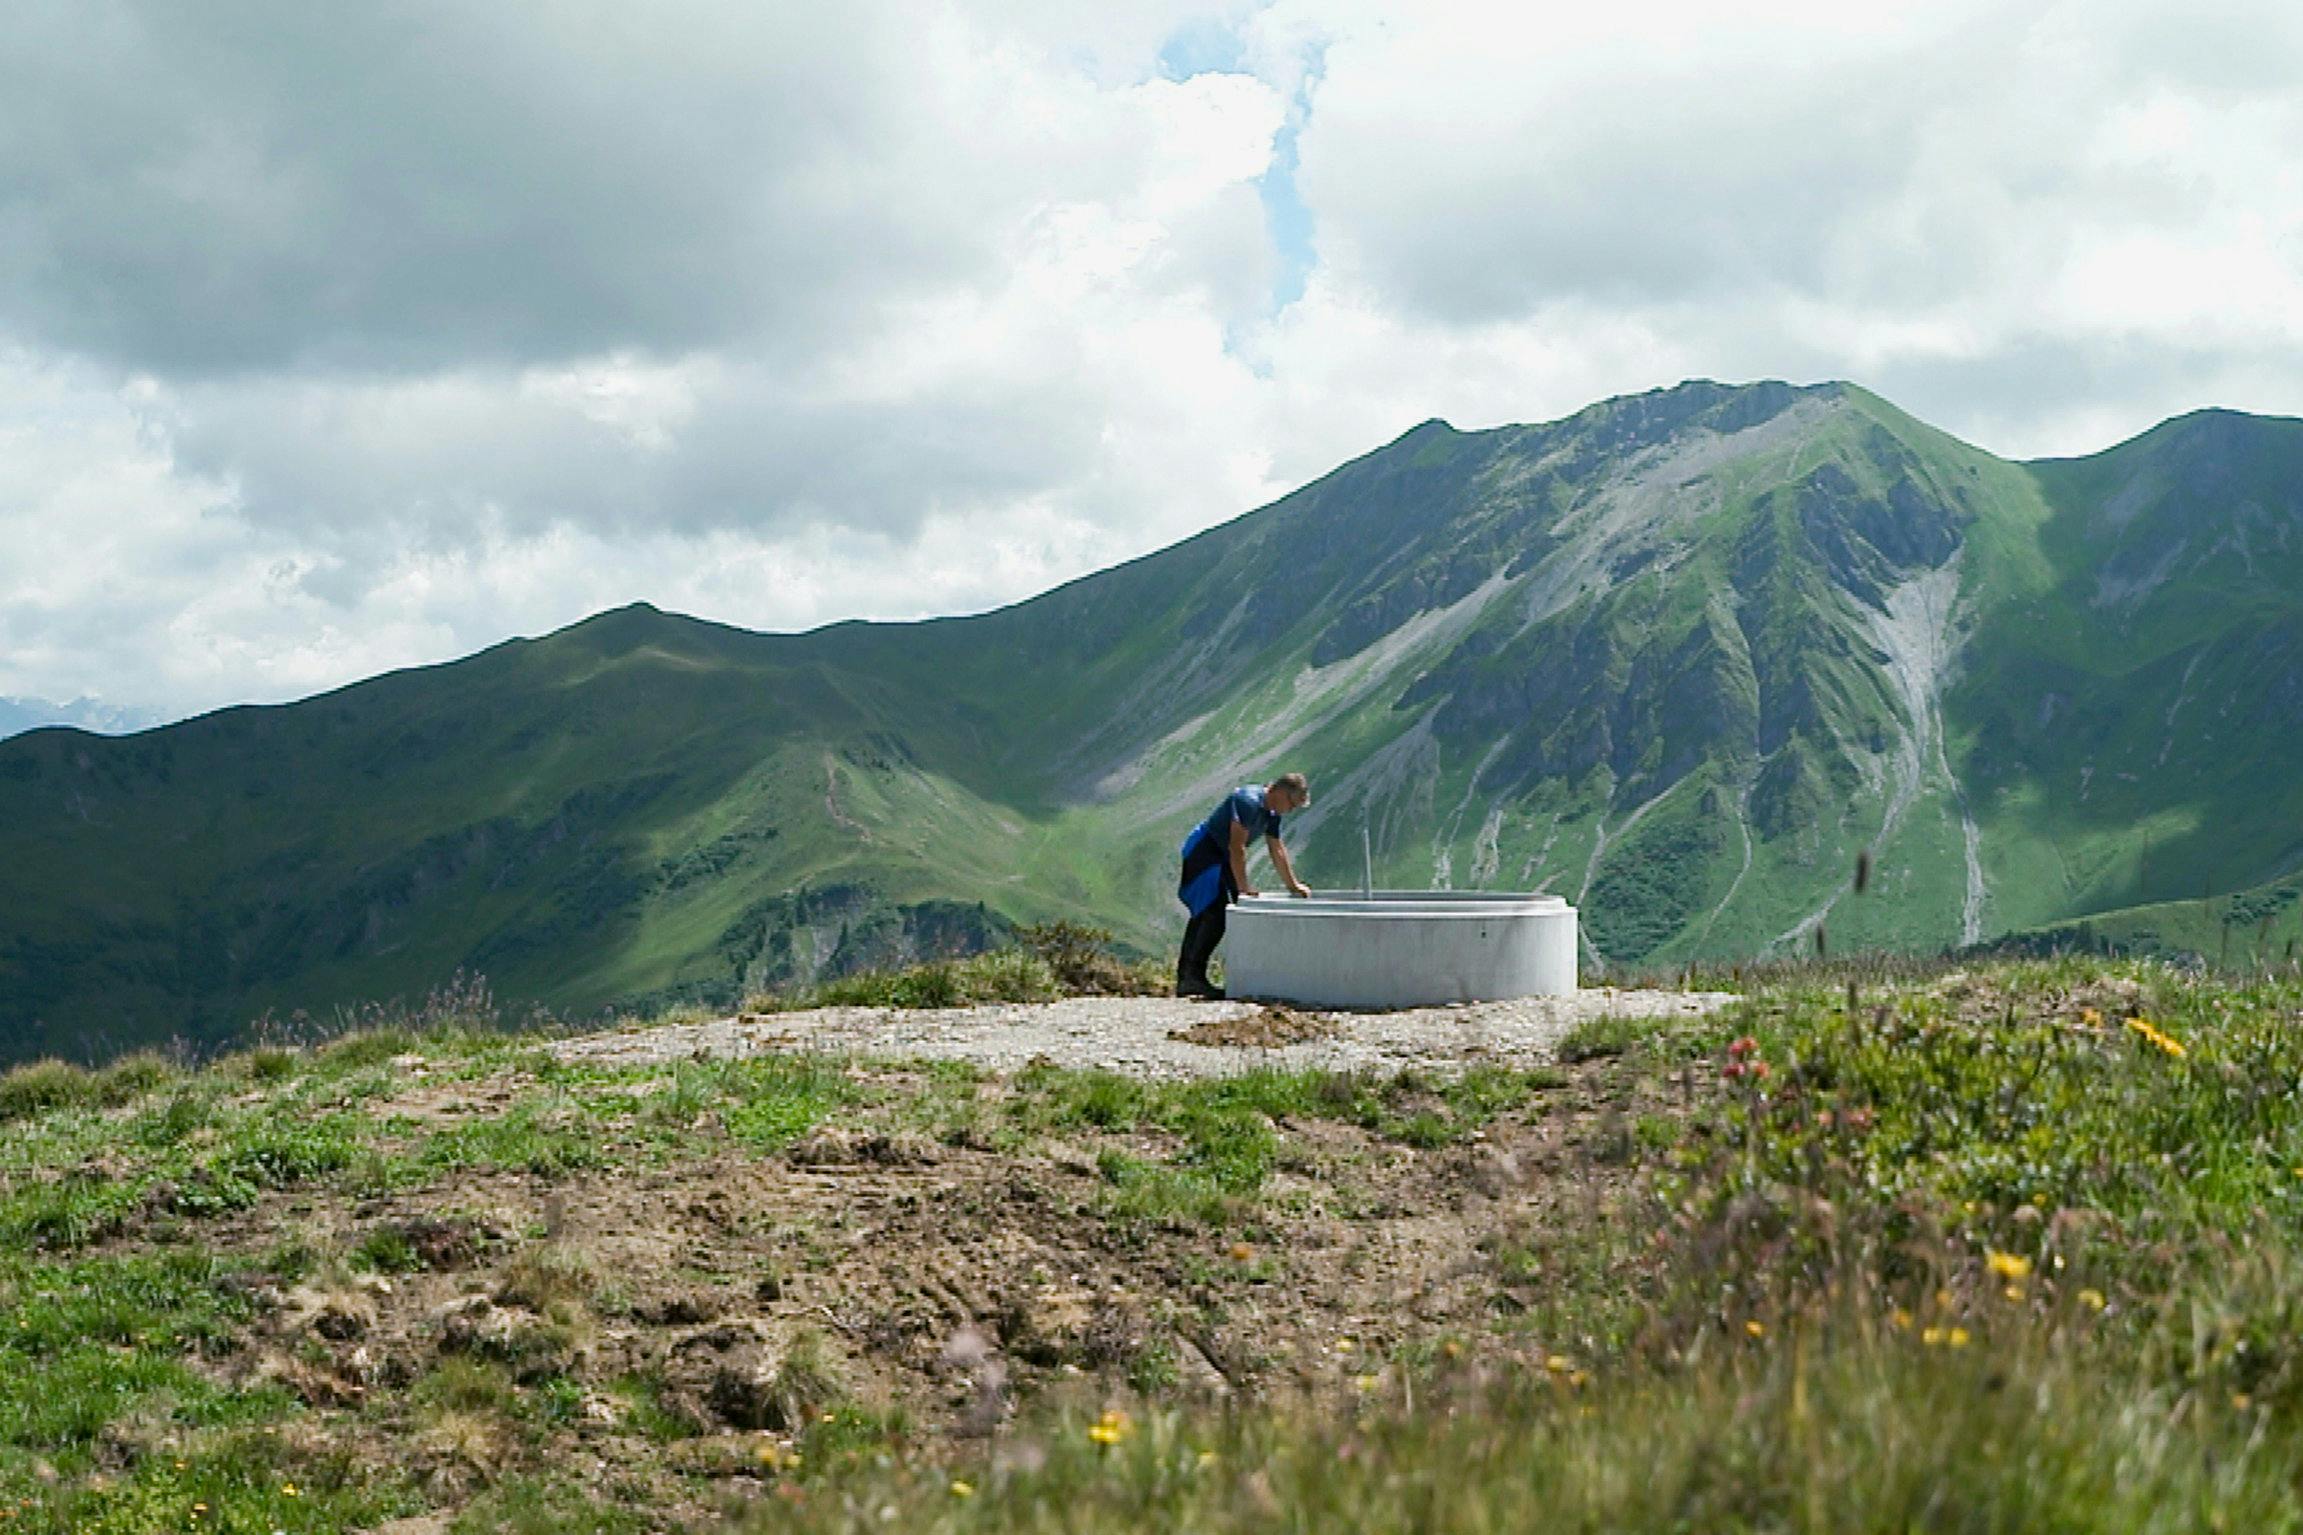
[1268,836,1311,898]
[1228,819,1259,898]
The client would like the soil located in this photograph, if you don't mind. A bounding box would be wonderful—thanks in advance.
[83,990,1737,1526]
[1168,1005,1336,1048]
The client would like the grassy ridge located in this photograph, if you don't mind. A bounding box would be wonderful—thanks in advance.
[726,957,2303,1532]
[5,958,2303,1529]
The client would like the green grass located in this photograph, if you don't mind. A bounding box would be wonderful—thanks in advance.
[415,1091,610,1179]
[726,1333,2303,1534]
[10,1432,403,1535]
[528,1053,863,1158]
[1004,1062,1563,1226]
[758,947,1065,1011]
[0,1249,410,1532]
[1684,960,2303,1236]
[719,1058,858,1151]
[448,1475,652,1535]
[732,925,1165,1017]
[0,1052,177,1124]
[0,1086,376,1250]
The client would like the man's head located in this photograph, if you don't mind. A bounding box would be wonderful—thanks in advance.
[1267,771,1310,815]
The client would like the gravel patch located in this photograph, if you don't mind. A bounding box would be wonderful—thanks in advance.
[551,989,1736,1080]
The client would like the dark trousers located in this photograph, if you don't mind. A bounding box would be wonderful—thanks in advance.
[1175,898,1230,997]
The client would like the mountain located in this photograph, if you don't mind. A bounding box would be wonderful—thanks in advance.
[6,379,2303,1063]
[0,695,164,740]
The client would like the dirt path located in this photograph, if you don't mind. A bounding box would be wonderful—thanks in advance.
[553,989,1735,1079]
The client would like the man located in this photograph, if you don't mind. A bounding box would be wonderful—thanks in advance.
[1175,772,1313,998]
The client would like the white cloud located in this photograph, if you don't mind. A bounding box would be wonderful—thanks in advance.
[3,0,2302,719]
[1270,0,2303,453]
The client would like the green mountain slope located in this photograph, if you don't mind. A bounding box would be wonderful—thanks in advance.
[5,380,2301,1061]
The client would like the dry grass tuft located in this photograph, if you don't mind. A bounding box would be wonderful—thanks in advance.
[495,1240,601,1311]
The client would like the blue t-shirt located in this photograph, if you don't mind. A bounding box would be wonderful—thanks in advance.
[1201,785,1283,848]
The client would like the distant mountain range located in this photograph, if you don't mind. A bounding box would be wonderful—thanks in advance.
[0,695,163,740]
[7,378,2303,1063]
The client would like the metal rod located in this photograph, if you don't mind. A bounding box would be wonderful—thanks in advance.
[1362,822,1374,901]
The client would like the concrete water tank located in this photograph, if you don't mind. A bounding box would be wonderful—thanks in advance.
[1222,890,1578,1008]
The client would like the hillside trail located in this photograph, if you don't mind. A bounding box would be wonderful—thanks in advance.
[553,990,1733,1079]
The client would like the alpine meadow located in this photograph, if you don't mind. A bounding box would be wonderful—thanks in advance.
[5,378,2300,1065]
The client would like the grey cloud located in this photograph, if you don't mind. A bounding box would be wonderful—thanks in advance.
[154,354,1115,563]
[1,0,1270,581]
[660,386,1111,536]
[1292,4,2303,328]
[2098,1,2303,97]
[1853,333,2303,460]
[0,2,1056,376]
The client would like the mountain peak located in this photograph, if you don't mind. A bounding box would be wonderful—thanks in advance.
[1510,378,1834,461]
[1376,417,1463,451]
[2031,403,2303,470]
[535,600,754,666]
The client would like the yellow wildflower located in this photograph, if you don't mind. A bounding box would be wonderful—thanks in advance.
[950,1480,975,1499]
[1545,1355,1572,1373]
[1354,1373,1380,1393]
[1949,1327,1971,1347]
[2078,1288,2107,1312]
[1087,1410,1132,1447]
[1744,1320,1766,1338]
[2124,1017,2187,1058]
[1985,1251,2032,1281]
[1890,1307,1914,1330]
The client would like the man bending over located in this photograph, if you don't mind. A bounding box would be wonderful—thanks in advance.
[1174,772,1312,999]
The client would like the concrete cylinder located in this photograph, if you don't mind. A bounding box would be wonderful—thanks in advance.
[1222,890,1578,1008]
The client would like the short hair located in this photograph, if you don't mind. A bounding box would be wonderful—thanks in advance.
[1273,771,1309,799]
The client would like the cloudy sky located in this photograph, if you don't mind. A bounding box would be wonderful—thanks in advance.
[4,0,2300,721]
